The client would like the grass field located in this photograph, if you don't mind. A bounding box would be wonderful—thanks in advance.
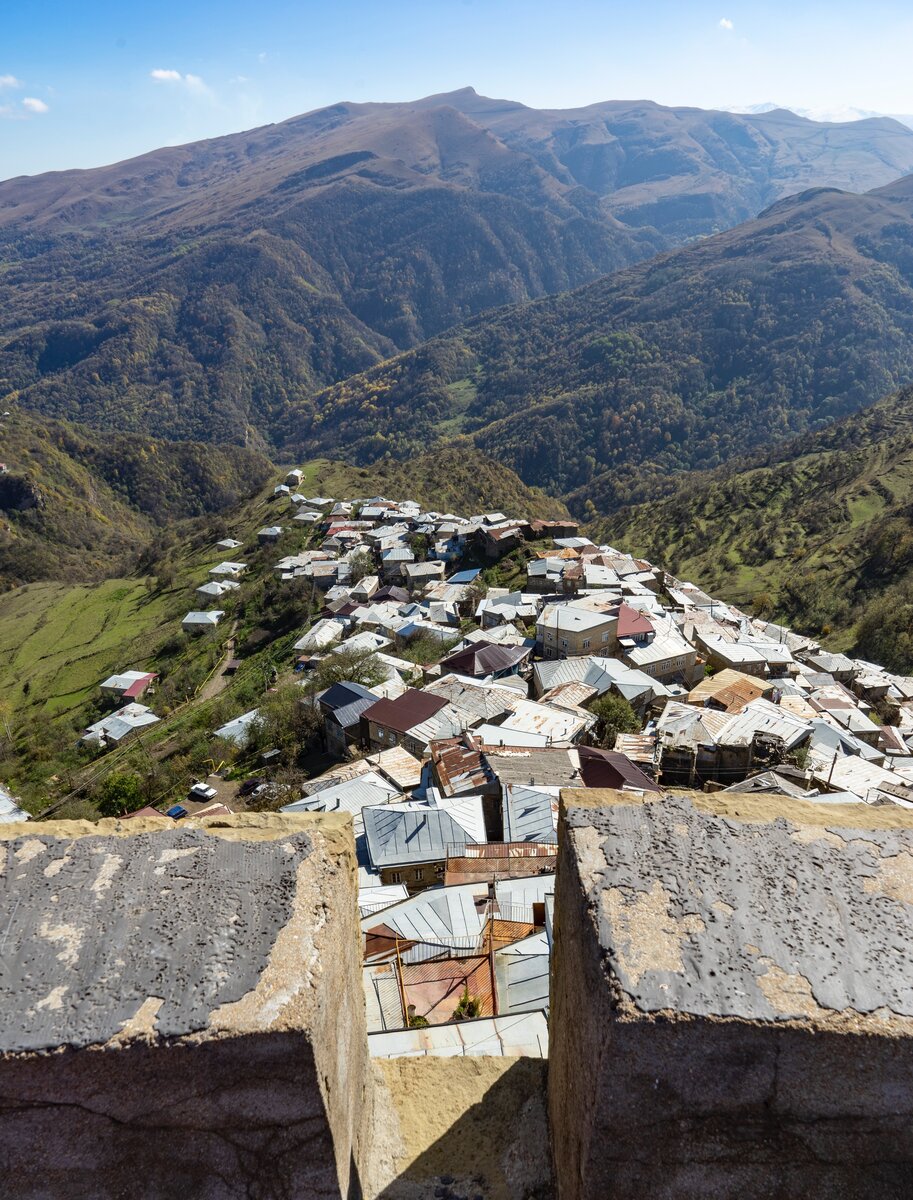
[0,580,179,719]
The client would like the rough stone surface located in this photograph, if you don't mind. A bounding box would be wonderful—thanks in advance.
[0,813,372,1199]
[0,825,315,1050]
[564,791,913,1023]
[549,789,913,1200]
[365,1057,553,1200]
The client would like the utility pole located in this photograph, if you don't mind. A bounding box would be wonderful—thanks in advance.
[827,751,838,787]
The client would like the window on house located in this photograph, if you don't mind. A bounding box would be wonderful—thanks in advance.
[390,872,402,884]
[582,639,590,649]
[560,638,568,649]
[415,868,424,882]
[602,632,609,642]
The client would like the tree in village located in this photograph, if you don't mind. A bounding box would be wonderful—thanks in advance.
[587,693,641,750]
[97,771,145,818]
[347,549,375,585]
[310,647,387,692]
[250,683,324,761]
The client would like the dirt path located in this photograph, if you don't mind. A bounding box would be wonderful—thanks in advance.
[196,623,238,703]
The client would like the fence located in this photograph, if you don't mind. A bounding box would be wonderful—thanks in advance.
[446,841,558,859]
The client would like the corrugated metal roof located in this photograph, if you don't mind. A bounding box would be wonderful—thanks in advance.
[495,945,551,1014]
[362,800,484,869]
[282,771,400,816]
[431,736,496,796]
[498,698,591,744]
[476,723,549,748]
[495,875,556,909]
[358,883,410,916]
[366,746,424,791]
[425,676,517,724]
[717,698,810,749]
[502,786,560,843]
[361,882,489,945]
[440,641,530,677]
[486,748,581,789]
[688,668,774,706]
[363,963,406,1033]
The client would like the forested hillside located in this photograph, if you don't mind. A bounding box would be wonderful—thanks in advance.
[592,385,913,671]
[0,413,271,585]
[284,175,913,502]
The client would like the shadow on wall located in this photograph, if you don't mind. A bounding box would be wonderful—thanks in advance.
[372,1056,553,1200]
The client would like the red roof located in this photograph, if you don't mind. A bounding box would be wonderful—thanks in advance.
[616,603,654,639]
[122,673,157,700]
[361,689,449,734]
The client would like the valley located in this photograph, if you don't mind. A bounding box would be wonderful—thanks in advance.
[5,86,913,817]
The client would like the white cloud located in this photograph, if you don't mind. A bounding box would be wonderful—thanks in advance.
[150,68,212,97]
[257,51,268,64]
[22,97,49,114]
[0,74,22,89]
[719,17,734,30]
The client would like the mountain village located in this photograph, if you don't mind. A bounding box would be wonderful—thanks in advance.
[8,471,913,1059]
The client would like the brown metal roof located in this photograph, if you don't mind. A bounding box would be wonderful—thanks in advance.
[440,640,530,678]
[577,746,662,792]
[688,668,774,710]
[362,688,450,734]
[431,735,497,796]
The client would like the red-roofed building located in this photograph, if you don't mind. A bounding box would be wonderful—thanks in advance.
[100,671,158,702]
[615,602,655,643]
[360,689,450,755]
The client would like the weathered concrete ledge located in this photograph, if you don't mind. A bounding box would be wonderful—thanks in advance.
[0,812,371,1199]
[549,788,913,1200]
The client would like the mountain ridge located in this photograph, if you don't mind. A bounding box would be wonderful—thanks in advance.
[590,383,913,670]
[5,89,913,446]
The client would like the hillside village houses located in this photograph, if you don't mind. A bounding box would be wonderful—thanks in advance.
[35,473,913,1046]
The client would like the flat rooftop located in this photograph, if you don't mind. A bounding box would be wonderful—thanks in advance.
[561,788,913,1029]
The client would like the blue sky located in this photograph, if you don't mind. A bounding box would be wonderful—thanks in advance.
[3,0,913,179]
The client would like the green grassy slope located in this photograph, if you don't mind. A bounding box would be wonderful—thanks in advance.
[292,444,570,520]
[0,447,566,811]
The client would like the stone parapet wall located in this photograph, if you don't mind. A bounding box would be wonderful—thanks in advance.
[0,813,371,1199]
[549,788,913,1200]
